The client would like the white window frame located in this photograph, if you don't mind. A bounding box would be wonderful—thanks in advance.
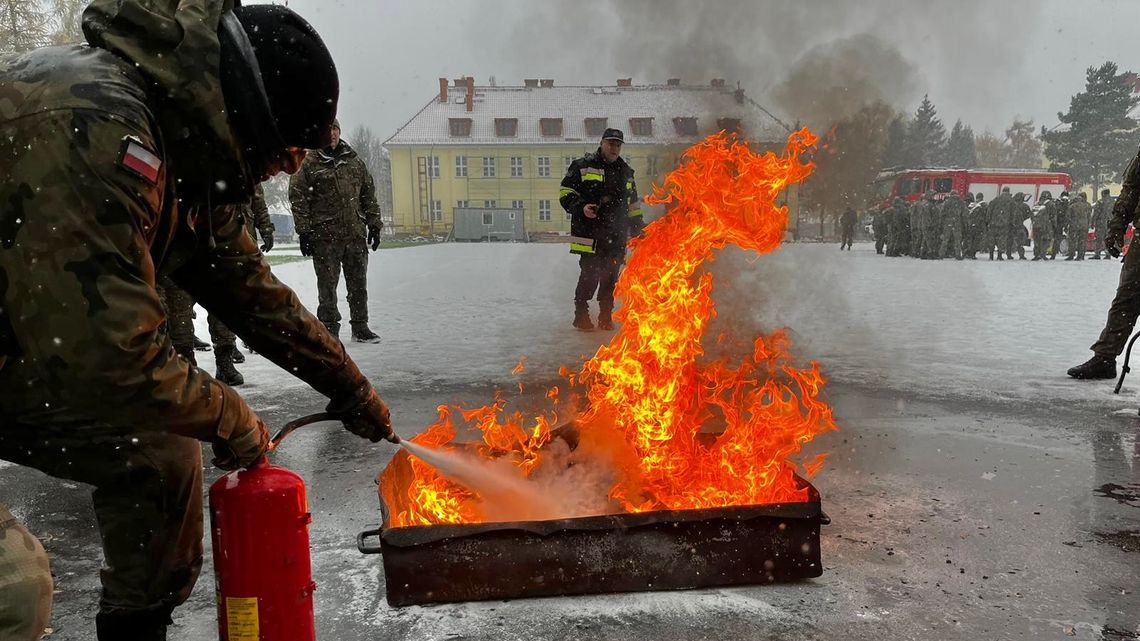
[456,199,469,209]
[539,199,551,222]
[455,156,468,177]
[427,156,440,178]
[484,199,497,209]
[510,156,524,178]
[482,156,496,177]
[431,199,443,222]
[482,212,494,225]
[537,156,551,177]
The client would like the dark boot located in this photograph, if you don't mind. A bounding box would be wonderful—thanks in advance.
[225,345,245,364]
[350,324,382,344]
[573,304,594,331]
[989,250,995,260]
[192,335,211,352]
[323,321,341,336]
[96,608,171,641]
[215,354,244,387]
[1067,354,1117,380]
[597,306,614,331]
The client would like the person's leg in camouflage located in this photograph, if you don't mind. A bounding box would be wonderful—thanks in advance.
[342,238,379,344]
[1071,236,1140,379]
[207,314,243,386]
[310,239,344,335]
[0,505,52,641]
[156,278,199,364]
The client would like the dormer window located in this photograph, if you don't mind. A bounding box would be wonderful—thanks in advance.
[540,118,563,137]
[673,117,698,136]
[585,118,608,137]
[494,118,518,137]
[629,118,653,137]
[449,118,472,137]
[717,118,742,134]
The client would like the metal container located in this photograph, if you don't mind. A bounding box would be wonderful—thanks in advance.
[359,449,827,607]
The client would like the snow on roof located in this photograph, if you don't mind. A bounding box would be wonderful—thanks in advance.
[384,83,790,146]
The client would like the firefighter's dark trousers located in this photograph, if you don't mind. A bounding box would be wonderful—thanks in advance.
[574,254,623,313]
[0,361,203,623]
[1092,235,1140,357]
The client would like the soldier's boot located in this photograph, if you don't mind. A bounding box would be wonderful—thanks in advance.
[1066,354,1117,380]
[1092,252,1102,260]
[1018,248,1027,260]
[215,354,244,387]
[323,321,341,336]
[192,335,211,352]
[1064,255,1074,261]
[224,345,245,364]
[96,608,171,641]
[572,303,594,331]
[350,324,382,344]
[988,249,995,260]
[997,252,1005,261]
[597,305,615,331]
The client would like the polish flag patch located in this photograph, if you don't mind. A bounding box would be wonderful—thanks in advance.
[119,136,162,185]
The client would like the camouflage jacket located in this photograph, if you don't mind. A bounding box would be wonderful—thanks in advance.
[560,150,643,256]
[242,183,274,242]
[968,201,989,233]
[1068,198,1092,233]
[1108,152,1140,243]
[988,193,1015,228]
[1034,200,1056,241]
[0,1,369,444]
[1092,196,1114,232]
[940,194,966,230]
[289,142,381,241]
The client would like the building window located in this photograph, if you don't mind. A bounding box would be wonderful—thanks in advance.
[484,199,497,208]
[716,118,741,133]
[494,118,518,137]
[482,212,494,225]
[540,118,563,137]
[455,156,468,177]
[539,199,551,222]
[431,200,442,222]
[457,200,469,209]
[449,118,472,137]
[629,118,653,137]
[510,156,524,178]
[585,117,608,137]
[537,156,551,177]
[673,117,698,136]
[563,156,576,170]
[427,156,440,178]
[510,200,525,217]
[647,156,658,177]
[482,156,495,177]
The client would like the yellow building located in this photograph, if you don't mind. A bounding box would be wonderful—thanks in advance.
[384,77,795,238]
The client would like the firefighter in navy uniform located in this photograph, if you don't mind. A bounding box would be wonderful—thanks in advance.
[560,128,644,331]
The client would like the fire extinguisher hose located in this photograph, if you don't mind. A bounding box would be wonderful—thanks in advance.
[269,412,343,451]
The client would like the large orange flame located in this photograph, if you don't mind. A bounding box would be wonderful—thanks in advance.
[391,129,835,527]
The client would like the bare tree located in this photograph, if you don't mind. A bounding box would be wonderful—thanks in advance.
[0,0,51,54]
[50,0,85,45]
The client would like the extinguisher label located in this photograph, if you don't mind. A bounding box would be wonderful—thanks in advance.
[225,597,259,640]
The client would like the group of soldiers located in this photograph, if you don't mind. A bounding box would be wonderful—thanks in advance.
[868,188,1116,261]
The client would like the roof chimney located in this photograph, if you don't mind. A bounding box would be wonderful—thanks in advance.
[710,78,726,88]
[439,78,448,103]
[617,78,633,87]
[524,78,539,88]
[540,79,554,88]
[465,76,474,112]
[734,88,745,104]
[667,78,681,86]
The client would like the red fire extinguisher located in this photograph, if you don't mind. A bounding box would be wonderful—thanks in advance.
[209,413,338,641]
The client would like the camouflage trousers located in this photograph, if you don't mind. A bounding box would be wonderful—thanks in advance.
[0,355,204,617]
[0,505,52,641]
[940,224,963,259]
[1093,226,1108,258]
[1068,228,1087,259]
[574,254,623,312]
[311,238,370,327]
[156,277,196,359]
[1033,231,1053,259]
[1092,234,1140,357]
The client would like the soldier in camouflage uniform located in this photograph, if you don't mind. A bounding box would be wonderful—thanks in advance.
[1091,188,1114,260]
[1051,191,1071,259]
[0,3,396,638]
[289,121,383,343]
[938,190,966,260]
[915,190,940,259]
[1010,193,1031,260]
[1070,149,1140,379]
[908,198,923,257]
[966,193,988,259]
[988,187,1015,260]
[886,197,908,257]
[208,182,275,386]
[1066,191,1092,260]
[1033,191,1056,261]
[0,505,52,641]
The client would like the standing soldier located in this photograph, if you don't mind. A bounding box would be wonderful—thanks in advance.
[918,190,941,259]
[1051,191,1071,259]
[1066,191,1093,260]
[1033,191,1056,261]
[939,190,966,260]
[560,128,644,330]
[208,183,275,386]
[887,197,909,257]
[909,198,923,257]
[290,120,384,343]
[988,187,1015,260]
[839,207,858,251]
[872,206,888,254]
[968,193,989,260]
[1091,188,1114,259]
[1010,193,1031,260]
[1070,151,1140,378]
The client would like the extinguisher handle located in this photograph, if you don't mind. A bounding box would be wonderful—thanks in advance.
[269,412,343,450]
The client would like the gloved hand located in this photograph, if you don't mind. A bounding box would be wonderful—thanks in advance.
[260,234,274,253]
[211,416,271,471]
[1107,234,1124,259]
[298,233,314,257]
[327,384,397,443]
[367,224,382,251]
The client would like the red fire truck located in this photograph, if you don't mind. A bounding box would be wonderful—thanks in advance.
[874,167,1072,207]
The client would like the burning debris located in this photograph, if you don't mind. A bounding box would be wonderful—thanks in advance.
[383,129,835,527]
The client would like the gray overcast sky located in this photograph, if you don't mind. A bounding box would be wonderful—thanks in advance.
[281,0,1140,141]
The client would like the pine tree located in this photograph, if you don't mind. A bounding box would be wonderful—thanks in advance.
[881,116,909,168]
[945,120,977,168]
[905,95,947,167]
[1043,61,1140,193]
[1005,118,1043,169]
[0,0,51,54]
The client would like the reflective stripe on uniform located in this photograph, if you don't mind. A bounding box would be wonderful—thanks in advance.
[570,243,595,253]
[626,180,634,190]
[581,167,604,182]
[559,187,578,198]
[629,206,643,217]
[569,235,595,248]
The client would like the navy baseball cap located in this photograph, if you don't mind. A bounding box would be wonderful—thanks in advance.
[602,128,624,142]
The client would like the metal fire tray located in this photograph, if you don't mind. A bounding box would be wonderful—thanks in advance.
[359,448,828,607]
